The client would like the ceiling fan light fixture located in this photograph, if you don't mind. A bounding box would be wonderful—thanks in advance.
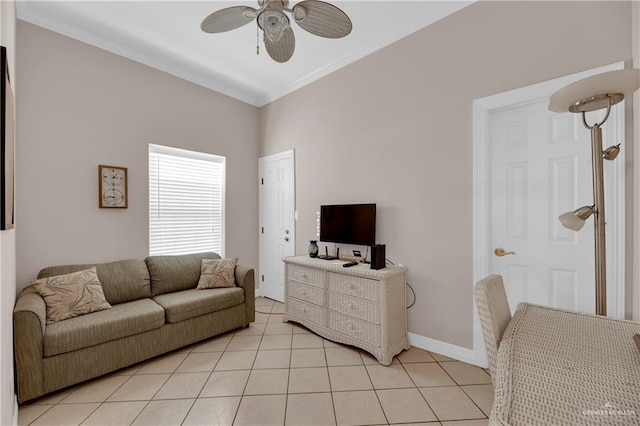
[242,7,257,19]
[292,5,307,22]
[258,10,290,43]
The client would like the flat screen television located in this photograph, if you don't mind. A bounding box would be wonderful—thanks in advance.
[320,203,376,246]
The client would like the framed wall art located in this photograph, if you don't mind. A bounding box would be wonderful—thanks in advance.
[1,46,15,230]
[99,165,128,208]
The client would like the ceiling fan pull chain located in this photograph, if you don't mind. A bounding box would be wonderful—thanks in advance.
[256,23,260,56]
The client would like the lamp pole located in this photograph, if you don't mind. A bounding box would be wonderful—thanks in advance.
[574,95,616,317]
[550,69,640,317]
[587,118,607,316]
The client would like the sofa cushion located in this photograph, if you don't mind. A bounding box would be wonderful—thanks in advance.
[146,252,221,297]
[38,259,151,305]
[197,258,237,289]
[153,287,244,324]
[32,267,112,325]
[44,298,165,357]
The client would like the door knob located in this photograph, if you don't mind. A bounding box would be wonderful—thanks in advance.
[284,236,290,242]
[494,247,515,257]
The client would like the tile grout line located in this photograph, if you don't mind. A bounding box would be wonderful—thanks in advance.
[231,323,264,426]
[436,359,490,420]
[458,384,492,419]
[394,356,442,423]
[179,338,224,425]
[84,369,143,426]
[324,345,339,426]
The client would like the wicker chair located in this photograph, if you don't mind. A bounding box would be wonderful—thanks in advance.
[474,274,512,383]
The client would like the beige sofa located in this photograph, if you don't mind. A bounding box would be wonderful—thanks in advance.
[13,252,255,403]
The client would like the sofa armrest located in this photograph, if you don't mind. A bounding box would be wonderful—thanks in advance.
[13,286,47,403]
[235,265,255,324]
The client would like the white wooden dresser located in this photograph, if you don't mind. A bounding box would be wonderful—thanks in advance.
[282,255,409,365]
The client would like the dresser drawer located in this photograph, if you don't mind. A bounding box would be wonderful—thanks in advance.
[327,310,380,347]
[327,292,380,324]
[327,273,380,302]
[287,265,324,287]
[287,297,325,325]
[287,281,324,305]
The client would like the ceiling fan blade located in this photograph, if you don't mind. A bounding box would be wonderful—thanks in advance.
[201,6,257,33]
[264,27,295,63]
[292,0,352,39]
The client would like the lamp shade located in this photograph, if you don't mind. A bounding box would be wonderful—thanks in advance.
[603,144,621,160]
[559,205,595,231]
[549,69,640,113]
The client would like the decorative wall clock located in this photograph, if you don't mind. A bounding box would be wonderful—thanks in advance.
[99,165,128,208]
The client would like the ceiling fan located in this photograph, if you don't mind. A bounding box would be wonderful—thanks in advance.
[201,0,352,63]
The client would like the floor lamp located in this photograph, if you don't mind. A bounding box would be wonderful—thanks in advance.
[549,69,640,316]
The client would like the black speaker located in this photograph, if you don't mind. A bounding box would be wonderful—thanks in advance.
[370,244,386,270]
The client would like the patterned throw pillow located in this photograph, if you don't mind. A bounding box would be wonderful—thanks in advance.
[32,267,112,324]
[197,258,237,289]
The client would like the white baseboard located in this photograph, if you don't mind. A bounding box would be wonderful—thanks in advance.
[13,397,18,426]
[408,332,485,367]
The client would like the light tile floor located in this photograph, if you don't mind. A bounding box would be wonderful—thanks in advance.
[18,297,493,426]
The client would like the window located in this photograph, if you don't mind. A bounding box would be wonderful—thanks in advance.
[149,144,225,256]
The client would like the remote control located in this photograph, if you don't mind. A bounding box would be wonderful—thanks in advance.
[342,261,358,268]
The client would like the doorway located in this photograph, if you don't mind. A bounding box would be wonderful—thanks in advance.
[258,150,295,303]
[472,62,625,366]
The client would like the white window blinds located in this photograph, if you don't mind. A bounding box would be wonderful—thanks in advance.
[149,144,225,256]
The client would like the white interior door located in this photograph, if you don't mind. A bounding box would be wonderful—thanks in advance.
[473,62,625,366]
[491,101,598,313]
[259,150,295,302]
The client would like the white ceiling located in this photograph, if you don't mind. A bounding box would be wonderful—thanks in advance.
[17,0,473,107]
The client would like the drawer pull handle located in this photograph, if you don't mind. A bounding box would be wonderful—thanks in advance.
[300,289,307,296]
[348,303,354,310]
[300,306,307,313]
[347,323,354,330]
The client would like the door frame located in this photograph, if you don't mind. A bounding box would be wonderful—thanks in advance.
[258,149,296,300]
[472,62,625,366]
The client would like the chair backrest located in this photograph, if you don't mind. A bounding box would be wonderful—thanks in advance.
[474,274,512,382]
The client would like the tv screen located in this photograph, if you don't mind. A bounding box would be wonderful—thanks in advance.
[320,204,376,246]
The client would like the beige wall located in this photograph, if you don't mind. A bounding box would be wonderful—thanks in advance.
[16,22,260,293]
[259,1,632,348]
[0,1,17,423]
